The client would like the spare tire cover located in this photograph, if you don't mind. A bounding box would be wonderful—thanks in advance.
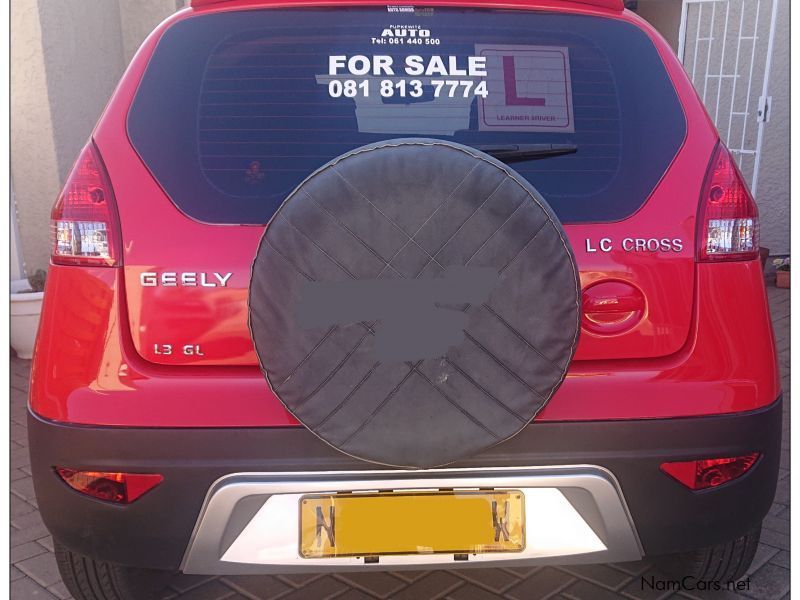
[249,139,580,469]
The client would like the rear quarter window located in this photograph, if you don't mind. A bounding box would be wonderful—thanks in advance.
[128,7,686,224]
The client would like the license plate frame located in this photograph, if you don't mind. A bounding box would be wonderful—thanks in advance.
[299,489,525,559]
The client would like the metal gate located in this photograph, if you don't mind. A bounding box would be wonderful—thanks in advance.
[678,0,779,195]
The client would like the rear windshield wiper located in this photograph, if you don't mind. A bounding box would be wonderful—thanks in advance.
[471,143,578,163]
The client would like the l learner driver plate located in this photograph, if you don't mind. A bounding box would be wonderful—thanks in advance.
[299,490,525,558]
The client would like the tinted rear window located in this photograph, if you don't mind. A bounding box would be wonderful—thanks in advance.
[128,7,685,224]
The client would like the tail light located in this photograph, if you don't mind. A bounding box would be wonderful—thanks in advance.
[660,453,760,490]
[696,143,759,262]
[50,142,121,266]
[55,468,163,503]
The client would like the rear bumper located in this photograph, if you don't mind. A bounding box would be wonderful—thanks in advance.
[29,397,781,572]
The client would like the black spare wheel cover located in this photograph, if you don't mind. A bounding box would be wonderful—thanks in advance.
[249,139,580,469]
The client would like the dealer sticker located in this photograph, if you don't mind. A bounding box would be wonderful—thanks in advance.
[476,45,575,133]
[316,25,489,136]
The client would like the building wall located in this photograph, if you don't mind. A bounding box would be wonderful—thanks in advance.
[755,0,790,255]
[637,0,683,52]
[119,0,181,65]
[10,0,61,276]
[10,184,24,281]
[10,0,180,275]
[37,1,127,181]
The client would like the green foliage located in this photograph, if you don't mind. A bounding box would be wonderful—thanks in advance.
[772,257,790,272]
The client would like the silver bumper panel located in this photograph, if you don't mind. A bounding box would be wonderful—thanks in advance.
[181,465,642,575]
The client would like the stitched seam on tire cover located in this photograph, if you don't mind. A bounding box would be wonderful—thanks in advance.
[250,139,582,467]
[302,161,482,277]
[275,155,511,407]
[289,332,373,406]
[270,212,379,398]
[462,193,528,266]
[481,303,563,371]
[273,192,523,418]
[412,365,501,438]
[264,141,578,394]
[257,236,379,396]
[316,361,382,428]
[278,157,482,382]
[463,331,547,401]
[276,218,524,428]
[461,217,563,373]
[377,161,482,271]
[341,363,501,447]
[332,169,448,269]
[426,217,563,378]
[290,167,531,421]
[409,176,510,276]
[337,140,582,405]
[292,163,509,391]
[280,142,577,398]
[277,211,362,284]
[259,237,355,389]
[278,150,515,381]
[339,364,419,445]
[441,357,526,422]
[484,218,568,369]
[301,188,404,277]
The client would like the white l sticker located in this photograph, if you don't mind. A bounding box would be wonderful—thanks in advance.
[476,45,575,133]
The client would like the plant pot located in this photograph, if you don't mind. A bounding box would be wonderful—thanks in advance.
[10,279,44,359]
[776,270,790,289]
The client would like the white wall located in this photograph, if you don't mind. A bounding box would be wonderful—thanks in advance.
[10,0,62,275]
[754,0,789,255]
[10,183,25,280]
[637,0,683,51]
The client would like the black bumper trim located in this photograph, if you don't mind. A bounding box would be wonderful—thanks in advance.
[29,398,781,570]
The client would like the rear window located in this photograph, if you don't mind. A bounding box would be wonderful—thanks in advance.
[128,7,685,224]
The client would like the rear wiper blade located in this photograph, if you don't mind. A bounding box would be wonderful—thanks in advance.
[471,143,577,163]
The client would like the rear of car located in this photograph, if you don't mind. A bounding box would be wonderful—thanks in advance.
[29,1,781,597]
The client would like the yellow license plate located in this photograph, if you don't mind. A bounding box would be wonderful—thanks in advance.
[299,490,525,558]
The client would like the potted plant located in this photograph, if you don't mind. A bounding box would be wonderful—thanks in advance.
[773,257,790,289]
[10,269,46,359]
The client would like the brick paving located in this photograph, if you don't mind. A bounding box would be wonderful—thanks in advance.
[11,285,790,600]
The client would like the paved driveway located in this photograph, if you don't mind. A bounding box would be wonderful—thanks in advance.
[11,285,790,600]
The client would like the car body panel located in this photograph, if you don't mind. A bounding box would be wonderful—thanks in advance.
[30,0,780,425]
[30,260,779,426]
[91,2,711,370]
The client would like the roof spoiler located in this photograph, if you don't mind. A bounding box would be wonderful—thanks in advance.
[190,0,625,13]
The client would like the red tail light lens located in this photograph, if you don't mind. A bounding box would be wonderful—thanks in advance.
[50,143,121,266]
[55,468,163,503]
[696,143,759,262]
[660,453,760,490]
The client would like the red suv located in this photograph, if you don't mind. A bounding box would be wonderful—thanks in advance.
[29,1,781,599]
